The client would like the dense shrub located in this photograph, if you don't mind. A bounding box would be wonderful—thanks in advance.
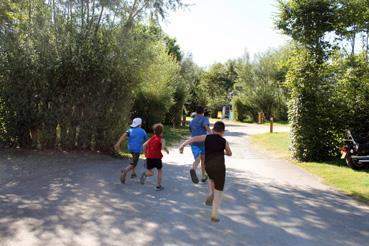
[0,0,183,151]
[131,44,180,131]
[286,48,339,161]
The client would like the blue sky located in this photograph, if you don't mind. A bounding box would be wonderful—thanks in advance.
[161,0,289,67]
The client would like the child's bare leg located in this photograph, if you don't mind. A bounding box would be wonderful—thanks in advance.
[121,164,134,183]
[123,164,134,175]
[205,179,215,206]
[140,169,153,184]
[201,155,205,175]
[211,189,223,223]
[208,179,215,197]
[157,169,163,187]
[131,167,136,176]
[200,155,207,180]
[190,157,200,183]
[192,157,200,170]
[146,169,154,177]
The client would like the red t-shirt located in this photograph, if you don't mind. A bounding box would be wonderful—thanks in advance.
[145,135,163,159]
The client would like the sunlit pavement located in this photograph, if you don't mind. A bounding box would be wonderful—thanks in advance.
[1,123,369,246]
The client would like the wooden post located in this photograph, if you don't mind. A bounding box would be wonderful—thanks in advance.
[181,115,186,126]
[260,112,263,124]
[270,116,273,133]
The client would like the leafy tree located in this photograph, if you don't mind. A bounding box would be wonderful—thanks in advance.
[276,0,369,161]
[182,55,205,113]
[200,63,229,117]
[276,0,336,62]
[232,49,289,122]
[0,0,184,151]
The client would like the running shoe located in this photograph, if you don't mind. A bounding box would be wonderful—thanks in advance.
[140,172,147,185]
[190,169,199,184]
[201,174,208,182]
[211,217,220,223]
[120,171,126,184]
[205,195,213,206]
[155,185,164,191]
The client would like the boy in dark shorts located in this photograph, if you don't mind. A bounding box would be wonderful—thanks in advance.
[114,118,148,184]
[179,121,232,223]
[140,123,169,191]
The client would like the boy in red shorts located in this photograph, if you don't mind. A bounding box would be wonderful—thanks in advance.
[140,123,169,191]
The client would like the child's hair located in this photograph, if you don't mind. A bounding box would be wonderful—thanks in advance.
[213,121,225,132]
[195,106,204,114]
[153,123,164,136]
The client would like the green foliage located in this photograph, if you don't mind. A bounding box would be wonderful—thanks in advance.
[200,63,230,117]
[132,43,180,131]
[276,0,336,61]
[232,96,256,122]
[286,48,338,161]
[277,0,369,161]
[332,53,369,136]
[0,0,184,151]
[182,56,205,113]
[232,50,289,122]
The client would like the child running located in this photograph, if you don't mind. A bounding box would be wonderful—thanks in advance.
[114,117,148,184]
[140,123,169,191]
[188,106,212,183]
[179,121,232,223]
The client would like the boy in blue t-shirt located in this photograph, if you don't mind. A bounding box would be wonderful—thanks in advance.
[189,106,212,183]
[114,118,148,184]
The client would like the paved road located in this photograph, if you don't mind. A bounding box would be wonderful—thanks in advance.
[1,123,369,246]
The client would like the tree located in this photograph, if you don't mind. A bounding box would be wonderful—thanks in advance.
[276,0,369,161]
[200,63,229,117]
[0,0,185,150]
[276,0,336,62]
[231,49,289,122]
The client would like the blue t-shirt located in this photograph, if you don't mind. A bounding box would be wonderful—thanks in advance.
[126,127,148,153]
[189,115,210,146]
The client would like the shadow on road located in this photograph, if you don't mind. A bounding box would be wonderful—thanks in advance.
[224,130,248,138]
[1,150,369,246]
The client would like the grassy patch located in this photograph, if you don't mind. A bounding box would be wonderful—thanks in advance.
[115,125,189,158]
[250,132,369,203]
[261,121,290,127]
[296,161,369,202]
[251,132,291,159]
[164,125,190,146]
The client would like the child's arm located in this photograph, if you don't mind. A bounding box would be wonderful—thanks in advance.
[142,139,150,153]
[179,135,206,154]
[161,139,169,154]
[203,117,212,134]
[204,125,213,134]
[114,132,127,152]
[225,141,232,156]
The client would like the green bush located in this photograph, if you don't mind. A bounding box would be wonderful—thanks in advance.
[131,44,180,131]
[0,1,184,151]
[287,48,338,161]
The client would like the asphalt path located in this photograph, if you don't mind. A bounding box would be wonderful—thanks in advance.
[1,123,369,246]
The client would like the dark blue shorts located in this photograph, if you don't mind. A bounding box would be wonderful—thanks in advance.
[191,145,205,159]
